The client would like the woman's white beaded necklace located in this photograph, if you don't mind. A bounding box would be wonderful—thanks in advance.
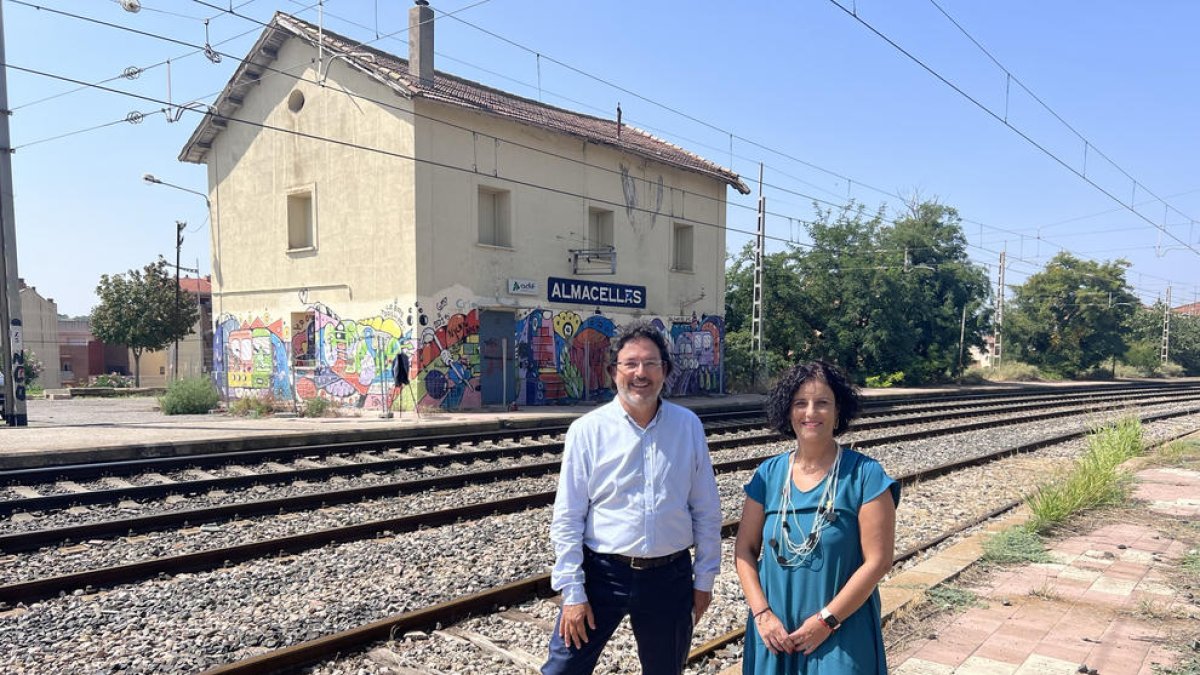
[770,446,841,567]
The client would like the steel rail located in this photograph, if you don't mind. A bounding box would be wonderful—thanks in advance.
[4,388,1195,552]
[6,401,1198,613]
[201,410,1200,674]
[2,381,1183,486]
[3,386,1193,518]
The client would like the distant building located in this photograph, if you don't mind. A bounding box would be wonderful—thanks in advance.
[180,6,746,410]
[58,319,131,387]
[18,280,62,389]
[1175,301,1200,317]
[135,276,215,387]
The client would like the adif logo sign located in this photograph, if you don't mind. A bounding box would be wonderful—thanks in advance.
[508,278,538,296]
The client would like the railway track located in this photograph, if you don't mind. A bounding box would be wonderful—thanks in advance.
[3,384,1195,522]
[2,390,1198,606]
[197,409,1200,675]
[2,384,1199,674]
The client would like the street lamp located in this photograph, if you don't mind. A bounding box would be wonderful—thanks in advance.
[143,174,209,206]
[144,174,211,383]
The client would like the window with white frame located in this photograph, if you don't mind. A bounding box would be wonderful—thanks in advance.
[287,189,315,250]
[478,186,512,247]
[587,207,614,249]
[672,223,694,271]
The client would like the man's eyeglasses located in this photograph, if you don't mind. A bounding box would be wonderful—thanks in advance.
[615,360,664,372]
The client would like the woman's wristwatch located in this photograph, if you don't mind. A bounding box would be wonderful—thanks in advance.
[819,607,841,631]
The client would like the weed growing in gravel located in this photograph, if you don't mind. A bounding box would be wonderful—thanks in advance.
[1025,417,1143,532]
[925,585,983,611]
[1181,549,1200,577]
[301,396,338,418]
[1153,655,1200,675]
[982,526,1052,565]
[1028,583,1061,601]
[1157,440,1200,468]
[228,394,276,417]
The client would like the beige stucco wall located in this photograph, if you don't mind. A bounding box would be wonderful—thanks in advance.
[206,36,419,322]
[18,287,62,389]
[413,100,726,319]
[133,303,211,387]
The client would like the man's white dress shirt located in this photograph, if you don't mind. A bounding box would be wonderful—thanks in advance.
[549,398,722,605]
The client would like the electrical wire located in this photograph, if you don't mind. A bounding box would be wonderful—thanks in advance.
[828,0,1200,259]
[14,2,1192,300]
[5,61,798,249]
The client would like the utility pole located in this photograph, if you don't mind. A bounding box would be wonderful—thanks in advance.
[751,163,765,354]
[992,251,1005,368]
[1161,285,1172,366]
[0,3,27,425]
[174,220,185,381]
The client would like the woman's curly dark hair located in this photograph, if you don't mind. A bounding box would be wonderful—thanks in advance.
[765,361,860,439]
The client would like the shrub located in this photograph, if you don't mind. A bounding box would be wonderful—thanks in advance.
[159,377,220,415]
[301,396,338,418]
[89,373,135,388]
[865,371,905,388]
[723,330,788,393]
[229,394,275,417]
[976,361,1043,382]
[22,350,43,387]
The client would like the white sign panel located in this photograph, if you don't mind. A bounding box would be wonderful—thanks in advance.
[507,278,539,296]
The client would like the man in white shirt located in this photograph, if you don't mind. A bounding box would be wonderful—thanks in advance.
[542,322,722,675]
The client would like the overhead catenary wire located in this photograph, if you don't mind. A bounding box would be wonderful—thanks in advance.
[827,0,1200,259]
[12,2,1191,303]
[5,61,797,249]
[5,0,1131,272]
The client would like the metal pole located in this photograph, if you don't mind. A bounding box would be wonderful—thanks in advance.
[174,221,185,382]
[501,337,508,409]
[0,2,26,425]
[958,304,967,371]
[751,163,765,354]
[379,334,392,418]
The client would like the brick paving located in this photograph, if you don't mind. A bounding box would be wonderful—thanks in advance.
[890,464,1200,675]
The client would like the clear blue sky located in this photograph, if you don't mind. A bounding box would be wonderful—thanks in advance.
[6,0,1198,317]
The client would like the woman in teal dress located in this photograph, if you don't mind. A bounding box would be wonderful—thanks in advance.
[735,361,900,674]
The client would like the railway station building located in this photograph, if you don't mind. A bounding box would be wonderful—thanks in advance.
[180,4,748,411]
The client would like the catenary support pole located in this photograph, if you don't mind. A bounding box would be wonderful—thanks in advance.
[0,2,27,425]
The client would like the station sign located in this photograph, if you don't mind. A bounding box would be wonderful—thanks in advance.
[546,276,646,309]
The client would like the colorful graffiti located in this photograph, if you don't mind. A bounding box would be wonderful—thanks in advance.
[213,297,724,411]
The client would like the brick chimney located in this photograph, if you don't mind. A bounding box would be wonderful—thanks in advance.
[409,0,434,86]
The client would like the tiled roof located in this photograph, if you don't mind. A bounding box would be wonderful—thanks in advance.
[179,276,212,295]
[1174,301,1200,316]
[181,13,749,194]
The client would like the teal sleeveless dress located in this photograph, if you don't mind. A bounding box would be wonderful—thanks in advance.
[742,449,900,674]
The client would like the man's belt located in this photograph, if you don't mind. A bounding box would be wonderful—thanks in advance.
[586,548,688,570]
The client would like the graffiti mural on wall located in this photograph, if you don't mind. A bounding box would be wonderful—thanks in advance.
[214,296,724,411]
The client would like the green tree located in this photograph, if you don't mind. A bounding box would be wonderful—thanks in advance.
[723,200,992,385]
[725,242,809,358]
[1004,253,1137,377]
[91,259,199,386]
[1127,303,1200,375]
[882,202,992,381]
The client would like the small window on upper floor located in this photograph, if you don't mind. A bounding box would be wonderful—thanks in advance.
[478,186,512,247]
[672,223,694,272]
[587,207,614,249]
[287,189,316,251]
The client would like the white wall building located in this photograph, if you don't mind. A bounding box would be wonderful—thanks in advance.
[18,280,62,389]
[181,4,748,410]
